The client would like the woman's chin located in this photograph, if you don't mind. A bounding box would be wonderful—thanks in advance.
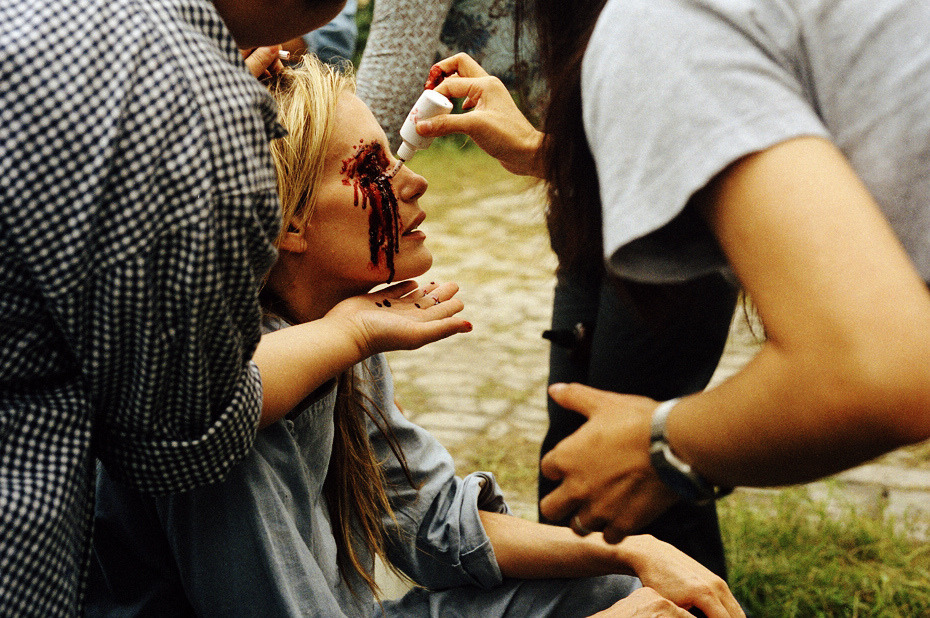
[393,252,433,282]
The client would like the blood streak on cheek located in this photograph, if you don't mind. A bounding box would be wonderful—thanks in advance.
[341,140,401,283]
[424,65,452,90]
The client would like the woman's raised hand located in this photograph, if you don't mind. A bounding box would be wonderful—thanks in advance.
[416,53,545,178]
[326,280,472,357]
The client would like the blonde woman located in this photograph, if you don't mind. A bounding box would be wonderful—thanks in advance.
[88,56,741,617]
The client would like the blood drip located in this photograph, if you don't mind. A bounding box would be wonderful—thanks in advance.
[341,141,401,283]
[424,65,452,90]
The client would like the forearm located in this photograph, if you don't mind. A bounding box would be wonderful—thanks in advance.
[479,511,635,580]
[677,138,930,487]
[668,335,930,487]
[253,318,364,427]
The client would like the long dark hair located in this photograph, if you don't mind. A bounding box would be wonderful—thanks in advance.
[520,0,610,277]
[519,0,742,326]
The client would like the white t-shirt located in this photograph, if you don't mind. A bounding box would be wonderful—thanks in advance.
[584,0,930,284]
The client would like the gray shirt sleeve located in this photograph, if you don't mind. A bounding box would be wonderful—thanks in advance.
[362,354,507,590]
[583,0,828,284]
[357,0,543,151]
[356,0,454,150]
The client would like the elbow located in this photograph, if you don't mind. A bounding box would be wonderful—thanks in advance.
[891,360,930,445]
[824,334,930,448]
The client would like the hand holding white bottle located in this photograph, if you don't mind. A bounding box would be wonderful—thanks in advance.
[397,89,454,161]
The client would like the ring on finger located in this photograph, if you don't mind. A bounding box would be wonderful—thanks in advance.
[571,514,593,536]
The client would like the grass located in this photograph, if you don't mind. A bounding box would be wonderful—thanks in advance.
[406,137,539,213]
[452,433,930,617]
[721,490,930,616]
[455,430,542,519]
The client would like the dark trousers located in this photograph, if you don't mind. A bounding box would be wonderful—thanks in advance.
[540,270,738,580]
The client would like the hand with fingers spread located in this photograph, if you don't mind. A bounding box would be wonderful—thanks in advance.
[539,383,679,544]
[326,280,471,358]
[414,53,545,177]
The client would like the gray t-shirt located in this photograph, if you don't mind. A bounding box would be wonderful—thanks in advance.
[583,0,930,284]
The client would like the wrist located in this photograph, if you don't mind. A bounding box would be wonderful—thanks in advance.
[333,314,374,361]
[524,129,546,177]
[649,398,732,505]
[612,534,653,576]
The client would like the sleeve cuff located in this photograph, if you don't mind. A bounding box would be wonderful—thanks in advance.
[97,361,262,495]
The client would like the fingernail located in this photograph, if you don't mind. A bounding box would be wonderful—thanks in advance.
[548,383,567,395]
[463,321,473,331]
[417,120,432,133]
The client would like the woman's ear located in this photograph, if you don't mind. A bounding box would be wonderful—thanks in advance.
[278,220,309,253]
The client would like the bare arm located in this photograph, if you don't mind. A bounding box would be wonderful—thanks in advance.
[478,512,743,617]
[540,137,930,542]
[254,281,470,427]
[674,136,930,484]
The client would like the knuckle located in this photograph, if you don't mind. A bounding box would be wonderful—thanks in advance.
[589,503,610,524]
[602,526,624,544]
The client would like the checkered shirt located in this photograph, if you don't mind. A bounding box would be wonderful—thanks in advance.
[0,0,284,613]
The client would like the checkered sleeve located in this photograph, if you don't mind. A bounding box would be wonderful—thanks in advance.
[84,20,282,495]
[1,0,281,495]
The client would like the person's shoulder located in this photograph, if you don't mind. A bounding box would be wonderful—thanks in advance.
[10,0,224,104]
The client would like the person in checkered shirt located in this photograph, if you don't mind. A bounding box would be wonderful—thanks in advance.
[0,0,347,613]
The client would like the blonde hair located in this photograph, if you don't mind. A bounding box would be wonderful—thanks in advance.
[265,55,413,599]
[266,55,355,247]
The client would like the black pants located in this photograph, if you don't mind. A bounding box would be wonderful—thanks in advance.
[540,270,738,580]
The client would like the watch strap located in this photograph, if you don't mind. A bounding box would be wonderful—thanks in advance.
[649,398,732,505]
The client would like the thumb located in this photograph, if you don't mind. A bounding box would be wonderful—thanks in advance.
[547,382,608,420]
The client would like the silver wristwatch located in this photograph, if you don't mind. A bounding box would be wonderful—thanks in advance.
[649,398,731,505]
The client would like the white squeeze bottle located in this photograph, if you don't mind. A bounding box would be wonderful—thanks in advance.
[396,89,454,162]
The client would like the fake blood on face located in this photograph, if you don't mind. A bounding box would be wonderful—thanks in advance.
[424,65,452,90]
[341,140,401,283]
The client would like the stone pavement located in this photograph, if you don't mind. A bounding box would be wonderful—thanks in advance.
[388,157,930,540]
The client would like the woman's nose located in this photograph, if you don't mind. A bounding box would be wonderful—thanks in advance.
[395,166,428,203]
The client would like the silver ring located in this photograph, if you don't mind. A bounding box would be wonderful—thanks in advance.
[571,514,592,536]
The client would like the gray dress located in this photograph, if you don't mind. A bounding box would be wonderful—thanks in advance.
[88,320,640,617]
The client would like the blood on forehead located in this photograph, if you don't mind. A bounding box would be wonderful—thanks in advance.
[341,140,402,283]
